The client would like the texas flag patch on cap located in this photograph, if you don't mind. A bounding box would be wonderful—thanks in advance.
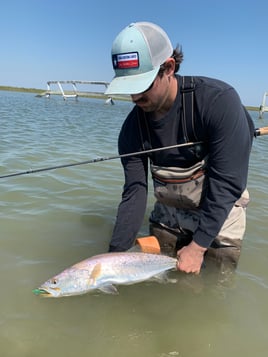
[112,52,139,69]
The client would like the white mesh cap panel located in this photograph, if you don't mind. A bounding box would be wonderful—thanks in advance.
[135,22,173,67]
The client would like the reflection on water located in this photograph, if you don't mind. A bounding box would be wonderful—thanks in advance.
[0,91,268,357]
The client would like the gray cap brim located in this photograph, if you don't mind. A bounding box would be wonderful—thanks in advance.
[105,66,159,95]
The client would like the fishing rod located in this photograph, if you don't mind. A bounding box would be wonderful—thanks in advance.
[0,141,203,179]
[1,126,268,180]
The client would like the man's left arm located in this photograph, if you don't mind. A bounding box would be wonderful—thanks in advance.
[177,88,254,273]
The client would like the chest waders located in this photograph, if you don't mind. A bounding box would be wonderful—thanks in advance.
[139,77,249,268]
[151,77,208,210]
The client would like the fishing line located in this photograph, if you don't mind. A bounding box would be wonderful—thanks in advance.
[1,126,267,180]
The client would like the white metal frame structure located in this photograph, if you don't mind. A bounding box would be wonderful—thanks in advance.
[259,92,268,119]
[46,80,110,100]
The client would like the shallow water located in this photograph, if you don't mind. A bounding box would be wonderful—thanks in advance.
[0,91,268,357]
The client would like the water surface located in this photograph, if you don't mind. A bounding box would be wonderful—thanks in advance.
[0,91,268,357]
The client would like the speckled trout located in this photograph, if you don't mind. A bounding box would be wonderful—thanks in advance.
[33,252,177,297]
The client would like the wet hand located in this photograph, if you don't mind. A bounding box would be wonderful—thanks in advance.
[176,241,207,274]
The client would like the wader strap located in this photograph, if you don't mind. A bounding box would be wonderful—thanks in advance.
[137,108,153,160]
[180,76,198,142]
[137,76,201,160]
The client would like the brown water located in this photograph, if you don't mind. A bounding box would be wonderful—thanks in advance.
[0,91,268,357]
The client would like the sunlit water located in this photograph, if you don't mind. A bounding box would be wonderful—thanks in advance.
[0,91,268,357]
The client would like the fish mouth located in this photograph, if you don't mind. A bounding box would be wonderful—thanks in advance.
[32,288,54,297]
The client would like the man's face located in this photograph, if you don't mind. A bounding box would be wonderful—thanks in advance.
[130,60,176,116]
[131,75,166,112]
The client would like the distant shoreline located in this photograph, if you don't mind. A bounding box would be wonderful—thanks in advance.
[0,85,44,94]
[0,85,129,102]
[0,85,259,111]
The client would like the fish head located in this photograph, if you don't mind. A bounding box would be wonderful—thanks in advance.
[34,268,93,297]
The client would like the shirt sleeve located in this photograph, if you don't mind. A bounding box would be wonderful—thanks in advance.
[109,113,149,252]
[192,88,254,248]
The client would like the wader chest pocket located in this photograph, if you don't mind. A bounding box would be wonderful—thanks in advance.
[151,160,207,209]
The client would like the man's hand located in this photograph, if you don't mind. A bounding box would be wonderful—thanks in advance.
[177,241,207,274]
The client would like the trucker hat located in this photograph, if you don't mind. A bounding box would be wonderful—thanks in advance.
[105,22,173,95]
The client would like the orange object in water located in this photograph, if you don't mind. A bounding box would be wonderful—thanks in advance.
[135,236,161,254]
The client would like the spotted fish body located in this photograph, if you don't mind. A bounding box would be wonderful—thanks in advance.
[34,252,177,297]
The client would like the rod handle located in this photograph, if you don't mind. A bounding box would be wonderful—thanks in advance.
[255,127,268,136]
[135,236,161,254]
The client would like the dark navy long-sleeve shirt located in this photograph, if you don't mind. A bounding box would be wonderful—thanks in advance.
[109,75,254,251]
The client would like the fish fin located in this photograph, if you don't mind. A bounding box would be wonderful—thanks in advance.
[152,272,177,284]
[99,285,119,295]
[127,245,141,252]
[89,263,102,286]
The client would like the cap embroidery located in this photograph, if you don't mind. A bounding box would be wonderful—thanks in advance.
[112,52,139,69]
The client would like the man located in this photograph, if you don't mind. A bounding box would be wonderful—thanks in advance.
[105,22,254,274]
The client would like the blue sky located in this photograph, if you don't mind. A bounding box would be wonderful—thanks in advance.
[1,0,267,106]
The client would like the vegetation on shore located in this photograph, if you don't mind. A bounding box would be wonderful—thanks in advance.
[245,106,259,112]
[0,85,44,94]
[0,85,259,111]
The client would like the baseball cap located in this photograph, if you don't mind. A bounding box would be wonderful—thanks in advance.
[105,22,173,95]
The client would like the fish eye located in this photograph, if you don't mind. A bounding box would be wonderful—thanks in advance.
[51,279,58,285]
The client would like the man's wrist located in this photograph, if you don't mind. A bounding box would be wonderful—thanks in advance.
[189,240,207,254]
